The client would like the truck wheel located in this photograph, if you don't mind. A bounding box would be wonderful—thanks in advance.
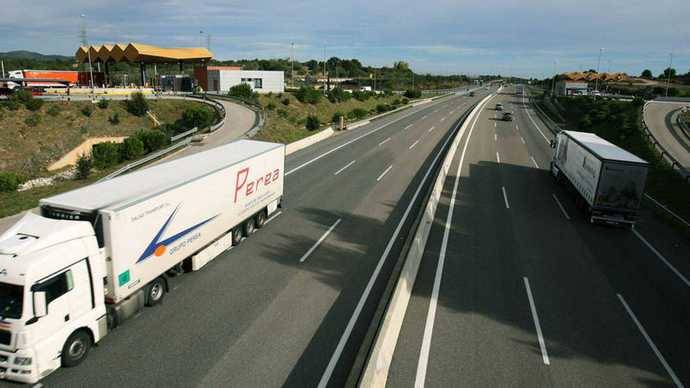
[145,277,166,306]
[61,330,92,367]
[255,211,267,229]
[232,226,243,245]
[244,217,256,236]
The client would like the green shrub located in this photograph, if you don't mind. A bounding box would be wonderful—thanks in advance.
[332,111,345,124]
[353,90,372,101]
[327,87,351,103]
[402,98,410,105]
[295,87,321,104]
[349,108,368,120]
[92,142,122,169]
[81,105,93,117]
[24,114,41,127]
[181,106,215,129]
[281,98,290,106]
[376,104,391,113]
[404,89,422,99]
[47,104,61,116]
[277,109,289,118]
[12,89,34,106]
[75,154,92,180]
[108,112,120,125]
[125,92,149,116]
[0,172,20,192]
[266,102,276,111]
[97,99,110,109]
[135,129,169,153]
[305,115,320,131]
[228,83,255,100]
[25,98,44,111]
[4,98,20,110]
[120,136,145,160]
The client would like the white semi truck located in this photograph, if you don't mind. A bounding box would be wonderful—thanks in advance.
[0,140,284,383]
[550,130,648,226]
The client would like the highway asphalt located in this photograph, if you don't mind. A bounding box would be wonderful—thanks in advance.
[20,88,494,387]
[386,86,690,387]
[644,101,690,173]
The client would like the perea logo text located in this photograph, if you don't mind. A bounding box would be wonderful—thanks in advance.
[234,166,280,203]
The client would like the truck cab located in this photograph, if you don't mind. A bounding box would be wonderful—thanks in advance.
[0,213,106,383]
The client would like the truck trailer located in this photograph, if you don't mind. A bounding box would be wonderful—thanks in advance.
[0,139,284,383]
[550,130,648,226]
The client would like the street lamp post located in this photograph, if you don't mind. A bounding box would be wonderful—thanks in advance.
[665,52,674,97]
[290,42,295,88]
[594,48,604,97]
[80,14,95,97]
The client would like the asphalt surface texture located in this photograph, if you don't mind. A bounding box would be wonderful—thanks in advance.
[644,101,690,173]
[386,86,690,387]
[8,88,493,387]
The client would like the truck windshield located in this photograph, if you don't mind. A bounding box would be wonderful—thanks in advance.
[0,283,23,319]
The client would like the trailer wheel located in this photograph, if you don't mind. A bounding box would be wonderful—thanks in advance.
[244,217,256,236]
[232,226,243,246]
[255,211,267,229]
[145,277,166,306]
[61,330,92,367]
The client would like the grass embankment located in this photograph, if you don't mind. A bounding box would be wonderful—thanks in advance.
[680,110,690,128]
[253,92,405,143]
[549,96,690,223]
[0,99,216,176]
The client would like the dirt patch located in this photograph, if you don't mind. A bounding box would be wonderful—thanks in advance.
[48,136,126,171]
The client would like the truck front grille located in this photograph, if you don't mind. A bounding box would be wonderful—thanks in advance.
[0,330,10,346]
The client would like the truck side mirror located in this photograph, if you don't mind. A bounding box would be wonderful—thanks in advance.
[33,291,47,318]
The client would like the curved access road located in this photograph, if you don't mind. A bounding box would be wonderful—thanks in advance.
[643,101,690,173]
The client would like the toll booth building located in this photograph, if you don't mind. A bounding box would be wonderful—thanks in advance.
[195,66,285,94]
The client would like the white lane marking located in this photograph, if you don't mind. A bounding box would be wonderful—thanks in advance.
[285,103,439,176]
[530,156,540,168]
[524,277,551,365]
[376,165,393,182]
[502,186,510,209]
[299,219,342,263]
[405,124,414,130]
[440,116,446,122]
[319,106,471,387]
[494,133,498,142]
[409,139,420,149]
[632,229,690,288]
[516,124,520,131]
[379,137,391,147]
[522,94,550,143]
[496,151,501,164]
[415,94,488,387]
[334,160,356,175]
[421,114,427,120]
[520,136,526,144]
[428,126,435,133]
[618,294,683,387]
[552,194,571,220]
[266,211,283,224]
[494,121,497,128]
[643,194,690,228]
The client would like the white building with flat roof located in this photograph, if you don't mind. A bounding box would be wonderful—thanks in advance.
[207,69,284,94]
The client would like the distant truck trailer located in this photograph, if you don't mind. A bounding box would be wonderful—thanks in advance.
[550,130,648,226]
[0,139,284,383]
[8,70,105,88]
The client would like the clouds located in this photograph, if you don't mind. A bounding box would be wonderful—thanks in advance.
[1,0,688,76]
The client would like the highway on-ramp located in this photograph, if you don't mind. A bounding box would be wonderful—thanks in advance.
[386,86,690,387]
[26,89,493,387]
[644,101,690,173]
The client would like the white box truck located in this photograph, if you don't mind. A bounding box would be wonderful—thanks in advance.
[0,139,284,383]
[550,130,648,226]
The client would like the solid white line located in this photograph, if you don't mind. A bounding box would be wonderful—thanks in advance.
[409,140,420,149]
[618,294,683,387]
[404,123,414,130]
[524,277,550,365]
[333,160,356,175]
[428,126,435,133]
[285,103,438,176]
[318,103,472,387]
[494,121,497,128]
[502,186,510,209]
[516,124,520,131]
[552,194,571,220]
[530,156,540,168]
[265,211,283,224]
[440,116,446,122]
[494,133,498,142]
[379,137,391,147]
[522,95,550,143]
[632,229,690,288]
[415,93,489,387]
[643,194,690,228]
[496,151,501,164]
[299,219,341,263]
[376,165,393,181]
[520,136,526,144]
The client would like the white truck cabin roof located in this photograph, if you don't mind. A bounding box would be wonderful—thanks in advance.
[41,140,284,213]
[562,131,648,164]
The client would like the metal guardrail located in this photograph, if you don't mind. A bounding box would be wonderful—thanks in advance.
[170,127,198,142]
[641,102,690,181]
[98,138,191,182]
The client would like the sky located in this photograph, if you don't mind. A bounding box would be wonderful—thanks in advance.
[2,0,689,78]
